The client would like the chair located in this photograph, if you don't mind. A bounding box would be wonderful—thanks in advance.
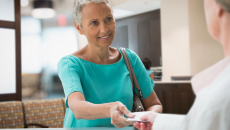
[0,102,24,128]
[61,98,67,113]
[22,98,65,128]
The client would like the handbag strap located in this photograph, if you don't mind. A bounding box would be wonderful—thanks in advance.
[120,47,143,99]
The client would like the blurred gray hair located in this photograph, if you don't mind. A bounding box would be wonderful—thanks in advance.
[216,0,230,13]
[73,0,112,27]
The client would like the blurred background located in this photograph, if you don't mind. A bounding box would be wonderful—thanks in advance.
[0,0,224,102]
[19,0,163,100]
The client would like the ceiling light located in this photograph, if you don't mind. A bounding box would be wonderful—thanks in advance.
[21,0,29,7]
[32,0,56,19]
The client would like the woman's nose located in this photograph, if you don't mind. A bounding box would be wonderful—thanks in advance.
[100,23,109,34]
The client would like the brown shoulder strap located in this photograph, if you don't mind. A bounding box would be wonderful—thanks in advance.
[120,48,143,99]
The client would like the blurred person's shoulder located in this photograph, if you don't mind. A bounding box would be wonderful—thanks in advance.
[202,63,230,111]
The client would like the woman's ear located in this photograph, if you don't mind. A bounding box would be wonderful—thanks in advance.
[215,1,224,18]
[74,22,84,35]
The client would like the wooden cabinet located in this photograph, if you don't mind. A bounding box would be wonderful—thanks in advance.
[112,26,128,48]
[154,83,195,114]
[112,10,161,67]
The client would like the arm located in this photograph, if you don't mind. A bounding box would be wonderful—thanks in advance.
[143,91,162,113]
[58,56,135,128]
[132,91,163,130]
[58,56,112,120]
[68,92,136,128]
[68,92,112,120]
[126,49,162,112]
[150,73,154,81]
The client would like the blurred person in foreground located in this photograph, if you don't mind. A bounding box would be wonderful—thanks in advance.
[142,58,154,81]
[134,0,230,129]
[57,0,162,128]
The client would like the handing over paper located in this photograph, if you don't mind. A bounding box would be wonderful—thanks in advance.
[126,111,150,122]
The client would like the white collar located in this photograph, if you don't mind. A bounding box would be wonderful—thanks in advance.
[191,56,230,94]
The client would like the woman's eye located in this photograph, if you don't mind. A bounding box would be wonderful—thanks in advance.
[106,17,113,22]
[91,21,98,26]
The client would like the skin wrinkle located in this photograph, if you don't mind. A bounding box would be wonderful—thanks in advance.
[73,2,117,65]
[73,0,113,28]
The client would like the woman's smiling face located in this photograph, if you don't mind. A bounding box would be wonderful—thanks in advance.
[76,2,116,48]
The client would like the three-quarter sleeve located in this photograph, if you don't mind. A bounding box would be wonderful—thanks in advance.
[126,49,154,99]
[57,56,84,108]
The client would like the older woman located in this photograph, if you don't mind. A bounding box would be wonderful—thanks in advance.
[134,0,230,130]
[57,0,162,128]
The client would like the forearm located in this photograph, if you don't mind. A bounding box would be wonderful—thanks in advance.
[69,100,113,120]
[146,104,163,113]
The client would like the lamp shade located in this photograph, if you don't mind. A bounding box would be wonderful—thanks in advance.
[32,0,55,19]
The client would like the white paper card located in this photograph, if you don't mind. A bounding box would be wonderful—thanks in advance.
[126,111,150,122]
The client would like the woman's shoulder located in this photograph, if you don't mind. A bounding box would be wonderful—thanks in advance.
[57,55,82,70]
[71,47,87,60]
[123,48,139,61]
[58,47,87,66]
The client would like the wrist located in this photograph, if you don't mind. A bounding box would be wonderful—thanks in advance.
[105,102,114,118]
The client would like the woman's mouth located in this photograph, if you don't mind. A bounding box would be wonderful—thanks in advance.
[98,34,111,41]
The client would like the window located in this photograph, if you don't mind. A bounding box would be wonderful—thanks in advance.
[0,0,21,102]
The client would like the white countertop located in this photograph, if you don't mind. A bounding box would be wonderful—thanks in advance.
[154,80,191,84]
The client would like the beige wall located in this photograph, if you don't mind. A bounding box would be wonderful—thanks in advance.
[161,0,224,81]
[77,31,88,50]
[161,0,191,81]
[188,0,224,75]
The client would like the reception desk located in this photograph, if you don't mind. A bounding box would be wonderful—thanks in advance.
[154,81,195,114]
[4,128,134,130]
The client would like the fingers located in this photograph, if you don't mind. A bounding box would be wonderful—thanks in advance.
[134,122,152,130]
[140,123,146,130]
[140,112,159,123]
[139,113,149,121]
[117,104,135,118]
[110,102,136,128]
[111,111,127,124]
[144,122,153,130]
[134,122,141,129]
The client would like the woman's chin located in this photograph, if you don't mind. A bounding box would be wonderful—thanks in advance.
[98,42,113,48]
[96,40,114,47]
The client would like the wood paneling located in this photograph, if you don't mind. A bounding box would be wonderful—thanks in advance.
[112,10,162,67]
[138,21,150,59]
[0,21,15,28]
[128,24,138,54]
[154,83,195,114]
[150,19,162,66]
[112,26,128,48]
[15,0,22,101]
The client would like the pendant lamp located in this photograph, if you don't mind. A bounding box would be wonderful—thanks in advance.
[32,0,56,19]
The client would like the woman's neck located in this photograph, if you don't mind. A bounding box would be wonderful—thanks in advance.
[220,13,230,58]
[86,44,112,64]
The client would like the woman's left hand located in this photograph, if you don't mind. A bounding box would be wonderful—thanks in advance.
[133,111,159,130]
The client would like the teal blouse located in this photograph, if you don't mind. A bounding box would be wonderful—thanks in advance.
[147,70,153,76]
[57,48,154,128]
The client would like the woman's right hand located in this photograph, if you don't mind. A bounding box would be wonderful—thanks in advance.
[110,101,136,128]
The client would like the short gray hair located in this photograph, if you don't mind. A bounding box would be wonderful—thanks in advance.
[73,0,113,27]
[216,0,230,13]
